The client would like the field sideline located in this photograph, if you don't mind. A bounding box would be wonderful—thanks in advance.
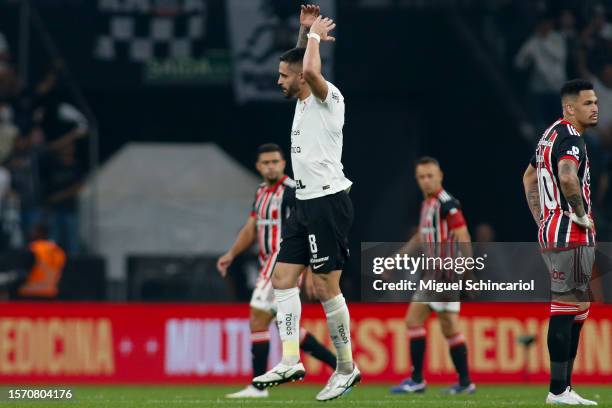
[3,384,611,407]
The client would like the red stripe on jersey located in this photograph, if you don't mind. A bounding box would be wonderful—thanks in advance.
[419,190,465,263]
[546,211,560,244]
[252,176,292,281]
[559,155,579,166]
[270,187,284,254]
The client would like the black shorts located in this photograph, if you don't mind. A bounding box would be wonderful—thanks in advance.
[277,190,353,274]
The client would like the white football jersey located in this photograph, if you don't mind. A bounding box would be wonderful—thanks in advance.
[290,81,352,200]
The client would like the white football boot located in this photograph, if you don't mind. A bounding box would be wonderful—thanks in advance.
[546,387,581,405]
[569,388,598,405]
[252,362,305,389]
[315,365,361,401]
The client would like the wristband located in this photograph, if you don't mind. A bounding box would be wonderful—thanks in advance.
[576,214,590,224]
[307,33,321,43]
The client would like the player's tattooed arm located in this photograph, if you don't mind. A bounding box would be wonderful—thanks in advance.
[558,159,586,217]
[297,4,320,48]
[303,16,336,100]
[523,164,542,226]
[297,25,309,48]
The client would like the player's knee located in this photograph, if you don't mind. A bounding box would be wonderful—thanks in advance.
[271,270,292,289]
[312,275,340,302]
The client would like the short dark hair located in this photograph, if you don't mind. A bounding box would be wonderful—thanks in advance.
[279,48,306,65]
[415,156,440,169]
[257,143,284,160]
[561,79,594,99]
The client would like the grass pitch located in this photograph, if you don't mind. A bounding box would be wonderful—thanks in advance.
[4,384,612,407]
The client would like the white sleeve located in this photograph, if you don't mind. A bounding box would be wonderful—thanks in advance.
[319,81,344,110]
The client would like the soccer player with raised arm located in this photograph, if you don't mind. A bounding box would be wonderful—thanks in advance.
[251,5,360,401]
[390,157,476,396]
[217,143,336,399]
[523,79,598,405]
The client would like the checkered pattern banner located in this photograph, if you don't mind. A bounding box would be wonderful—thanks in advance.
[227,0,336,103]
[95,13,206,62]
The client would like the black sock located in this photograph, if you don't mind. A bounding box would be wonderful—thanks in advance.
[251,337,270,378]
[410,336,426,383]
[567,321,584,388]
[547,314,575,395]
[300,332,337,369]
[449,343,471,386]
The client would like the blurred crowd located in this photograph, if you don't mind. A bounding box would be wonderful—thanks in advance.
[512,2,612,240]
[0,33,88,256]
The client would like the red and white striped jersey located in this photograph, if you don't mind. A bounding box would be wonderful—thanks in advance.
[418,189,467,279]
[530,119,595,248]
[419,189,467,245]
[250,175,296,278]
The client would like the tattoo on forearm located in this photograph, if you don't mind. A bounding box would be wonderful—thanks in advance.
[566,193,586,217]
[297,25,308,48]
[527,185,542,225]
[559,160,586,216]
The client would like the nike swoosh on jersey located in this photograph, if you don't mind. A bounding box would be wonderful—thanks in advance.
[312,264,325,270]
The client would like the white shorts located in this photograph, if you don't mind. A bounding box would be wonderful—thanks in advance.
[249,276,276,314]
[428,302,461,313]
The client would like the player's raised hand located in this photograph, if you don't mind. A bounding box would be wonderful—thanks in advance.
[216,253,234,277]
[300,4,320,28]
[310,16,336,42]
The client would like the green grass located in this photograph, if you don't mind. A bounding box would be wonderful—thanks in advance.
[2,384,611,407]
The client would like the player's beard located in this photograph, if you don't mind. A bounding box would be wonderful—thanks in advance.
[265,174,280,185]
[283,82,300,99]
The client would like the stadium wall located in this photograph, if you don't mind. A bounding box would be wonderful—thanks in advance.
[0,303,609,384]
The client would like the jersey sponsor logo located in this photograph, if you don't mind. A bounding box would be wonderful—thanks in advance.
[310,256,330,264]
[551,269,566,281]
[322,185,330,190]
[566,146,580,161]
[331,91,340,103]
[256,219,281,226]
[312,263,325,270]
[337,323,349,344]
[538,140,554,148]
[284,313,293,336]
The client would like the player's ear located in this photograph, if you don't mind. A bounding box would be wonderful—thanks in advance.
[564,100,575,116]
